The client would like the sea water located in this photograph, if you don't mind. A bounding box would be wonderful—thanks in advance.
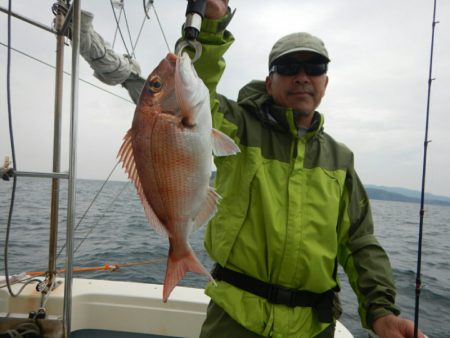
[1,178,449,337]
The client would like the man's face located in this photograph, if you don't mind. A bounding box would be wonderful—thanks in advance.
[265,52,329,127]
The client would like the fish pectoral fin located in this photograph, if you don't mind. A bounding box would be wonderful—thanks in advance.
[192,187,221,230]
[163,247,213,303]
[211,128,240,157]
[118,128,168,236]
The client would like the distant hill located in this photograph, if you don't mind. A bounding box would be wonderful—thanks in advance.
[366,185,450,206]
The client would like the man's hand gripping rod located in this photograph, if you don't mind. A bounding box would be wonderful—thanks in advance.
[176,0,207,61]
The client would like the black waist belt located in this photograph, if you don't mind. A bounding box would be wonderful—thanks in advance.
[211,264,334,323]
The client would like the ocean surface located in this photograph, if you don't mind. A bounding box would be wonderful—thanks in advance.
[1,177,449,337]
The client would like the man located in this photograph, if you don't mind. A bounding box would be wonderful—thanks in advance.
[1,156,13,181]
[184,1,426,337]
[77,3,425,337]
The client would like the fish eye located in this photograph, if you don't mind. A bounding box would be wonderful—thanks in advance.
[148,76,162,93]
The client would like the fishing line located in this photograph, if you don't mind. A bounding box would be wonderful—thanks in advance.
[72,181,130,254]
[143,0,151,19]
[131,0,153,56]
[2,0,20,299]
[414,0,438,337]
[120,2,136,59]
[0,42,133,104]
[109,0,132,57]
[55,161,126,260]
[152,1,171,53]
[132,1,172,59]
[2,0,39,299]
[1,13,129,296]
[1,5,44,295]
[111,0,124,49]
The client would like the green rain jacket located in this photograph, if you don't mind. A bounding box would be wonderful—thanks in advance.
[189,15,400,338]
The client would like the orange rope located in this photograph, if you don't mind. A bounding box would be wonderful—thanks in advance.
[26,264,118,276]
[25,258,165,276]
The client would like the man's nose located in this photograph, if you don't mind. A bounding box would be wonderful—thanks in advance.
[293,68,310,83]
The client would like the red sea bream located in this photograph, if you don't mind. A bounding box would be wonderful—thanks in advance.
[118,52,239,302]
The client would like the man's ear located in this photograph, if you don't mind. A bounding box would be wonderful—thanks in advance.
[265,75,273,96]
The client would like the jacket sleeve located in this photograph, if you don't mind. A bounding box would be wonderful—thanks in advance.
[337,156,400,329]
[79,10,141,86]
[190,11,235,99]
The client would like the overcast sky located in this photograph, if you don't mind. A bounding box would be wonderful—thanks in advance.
[1,0,449,197]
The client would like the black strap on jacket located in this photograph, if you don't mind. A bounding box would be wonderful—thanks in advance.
[211,264,335,323]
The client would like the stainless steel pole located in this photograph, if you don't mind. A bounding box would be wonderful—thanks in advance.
[47,0,66,293]
[63,0,80,336]
[0,6,56,34]
[14,171,69,179]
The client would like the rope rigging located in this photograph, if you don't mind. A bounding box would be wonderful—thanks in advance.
[0,42,134,104]
[121,4,136,57]
[0,322,42,338]
[111,0,124,50]
[56,162,127,259]
[1,162,133,291]
[109,0,133,57]
[151,1,171,53]
[0,1,173,297]
[109,0,171,58]
[132,0,153,56]
[3,0,24,299]
[1,0,200,315]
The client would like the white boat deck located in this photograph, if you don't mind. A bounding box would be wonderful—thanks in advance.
[0,278,354,337]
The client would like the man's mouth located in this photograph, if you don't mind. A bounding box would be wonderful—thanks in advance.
[289,91,312,97]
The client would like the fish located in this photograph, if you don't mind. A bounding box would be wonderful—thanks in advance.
[118,52,240,302]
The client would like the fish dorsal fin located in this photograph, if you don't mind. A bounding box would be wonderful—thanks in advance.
[118,129,168,236]
[211,128,240,157]
[192,187,221,231]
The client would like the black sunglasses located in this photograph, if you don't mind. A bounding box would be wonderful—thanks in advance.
[270,62,328,76]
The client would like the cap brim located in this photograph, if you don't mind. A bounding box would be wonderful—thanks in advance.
[273,47,330,64]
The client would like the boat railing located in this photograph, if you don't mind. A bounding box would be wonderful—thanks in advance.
[0,1,82,337]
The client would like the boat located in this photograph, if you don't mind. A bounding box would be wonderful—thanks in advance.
[0,277,354,338]
[0,2,354,337]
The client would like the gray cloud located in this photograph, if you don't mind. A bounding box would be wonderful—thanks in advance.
[1,0,449,196]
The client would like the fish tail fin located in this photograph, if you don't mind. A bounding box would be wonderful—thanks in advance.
[211,128,240,156]
[163,247,213,303]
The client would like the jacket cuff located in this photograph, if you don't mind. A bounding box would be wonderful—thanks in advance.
[366,305,400,329]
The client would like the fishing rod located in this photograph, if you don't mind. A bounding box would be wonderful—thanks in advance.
[414,0,438,337]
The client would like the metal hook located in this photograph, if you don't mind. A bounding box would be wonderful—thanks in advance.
[175,39,202,62]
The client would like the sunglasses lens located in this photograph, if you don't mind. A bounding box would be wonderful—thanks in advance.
[272,64,300,75]
[271,63,327,76]
[304,63,327,76]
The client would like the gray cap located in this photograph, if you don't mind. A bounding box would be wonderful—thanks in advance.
[268,32,330,68]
